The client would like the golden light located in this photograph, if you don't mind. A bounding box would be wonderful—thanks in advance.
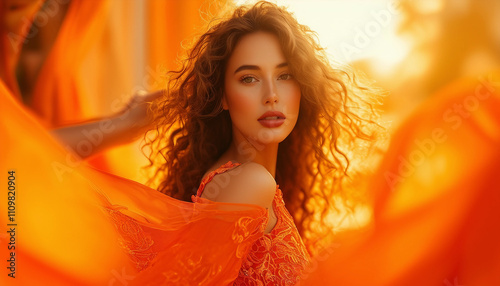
[236,0,411,72]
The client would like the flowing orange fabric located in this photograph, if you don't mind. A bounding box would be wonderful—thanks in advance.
[0,79,270,285]
[299,72,500,285]
[24,0,149,182]
[195,162,311,286]
[0,0,44,96]
[0,0,145,181]
[1,1,220,184]
[28,0,110,126]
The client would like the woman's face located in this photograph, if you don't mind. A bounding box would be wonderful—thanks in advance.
[223,31,301,145]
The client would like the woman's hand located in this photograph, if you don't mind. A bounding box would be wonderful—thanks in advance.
[51,89,165,159]
[116,89,165,135]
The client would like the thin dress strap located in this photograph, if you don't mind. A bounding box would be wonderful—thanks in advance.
[196,161,242,197]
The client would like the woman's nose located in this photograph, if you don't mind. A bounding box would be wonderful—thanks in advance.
[263,80,279,104]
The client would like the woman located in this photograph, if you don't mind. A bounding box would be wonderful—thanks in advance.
[146,1,379,283]
[146,0,379,251]
[0,1,379,285]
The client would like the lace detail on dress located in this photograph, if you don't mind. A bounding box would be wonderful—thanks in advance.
[196,161,311,286]
[104,206,157,271]
[233,216,268,259]
[234,188,310,286]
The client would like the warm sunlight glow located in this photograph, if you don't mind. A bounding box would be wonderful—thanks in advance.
[236,0,411,69]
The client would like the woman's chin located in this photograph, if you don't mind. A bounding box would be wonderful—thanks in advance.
[253,129,290,145]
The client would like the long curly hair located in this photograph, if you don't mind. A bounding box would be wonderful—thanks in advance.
[144,1,383,254]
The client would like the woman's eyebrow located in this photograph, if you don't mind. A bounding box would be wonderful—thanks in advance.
[234,62,288,74]
[234,65,259,74]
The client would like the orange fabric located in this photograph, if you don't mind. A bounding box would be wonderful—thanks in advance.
[0,79,270,285]
[195,161,311,286]
[0,0,44,97]
[0,79,132,285]
[22,0,147,182]
[299,72,500,285]
[1,1,219,184]
[28,0,111,127]
[146,0,208,73]
[0,0,145,181]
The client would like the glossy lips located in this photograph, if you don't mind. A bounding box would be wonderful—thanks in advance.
[258,111,286,128]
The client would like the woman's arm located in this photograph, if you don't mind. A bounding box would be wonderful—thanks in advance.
[51,90,164,159]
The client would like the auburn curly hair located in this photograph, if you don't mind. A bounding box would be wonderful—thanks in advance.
[144,1,382,255]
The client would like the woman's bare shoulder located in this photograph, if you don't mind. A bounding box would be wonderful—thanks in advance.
[202,162,276,208]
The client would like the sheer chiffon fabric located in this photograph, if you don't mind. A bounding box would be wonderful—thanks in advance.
[0,80,268,285]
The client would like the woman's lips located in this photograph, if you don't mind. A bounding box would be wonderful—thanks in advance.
[258,111,286,128]
[258,117,285,128]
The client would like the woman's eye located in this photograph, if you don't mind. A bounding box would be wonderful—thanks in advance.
[278,73,293,80]
[240,76,257,84]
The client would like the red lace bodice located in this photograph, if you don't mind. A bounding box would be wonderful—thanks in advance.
[194,161,311,286]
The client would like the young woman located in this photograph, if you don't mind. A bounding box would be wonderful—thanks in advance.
[141,1,379,284]
[0,1,379,285]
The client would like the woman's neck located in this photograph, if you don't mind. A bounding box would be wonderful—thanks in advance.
[224,132,279,178]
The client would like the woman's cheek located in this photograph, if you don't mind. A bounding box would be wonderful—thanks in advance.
[229,88,259,115]
[281,83,301,116]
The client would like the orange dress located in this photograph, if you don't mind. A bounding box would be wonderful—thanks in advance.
[194,161,311,286]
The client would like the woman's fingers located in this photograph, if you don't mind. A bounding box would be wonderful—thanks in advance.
[134,89,165,104]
